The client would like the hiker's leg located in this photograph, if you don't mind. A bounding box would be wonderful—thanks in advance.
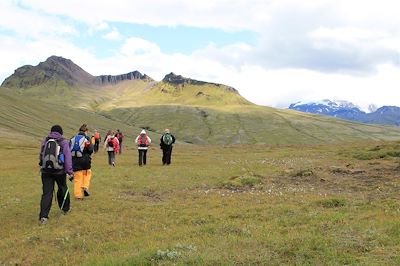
[162,149,166,164]
[95,140,99,152]
[111,151,115,165]
[55,174,70,211]
[143,150,147,165]
[83,169,92,190]
[139,150,144,165]
[119,142,122,154]
[107,151,112,165]
[167,146,173,164]
[39,173,55,219]
[73,170,84,199]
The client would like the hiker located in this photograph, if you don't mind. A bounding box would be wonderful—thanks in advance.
[135,129,151,166]
[38,125,73,225]
[115,129,124,154]
[70,124,93,199]
[104,130,119,166]
[93,129,101,153]
[160,128,176,165]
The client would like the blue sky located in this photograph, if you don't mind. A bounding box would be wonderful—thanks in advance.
[72,22,257,60]
[1,0,400,110]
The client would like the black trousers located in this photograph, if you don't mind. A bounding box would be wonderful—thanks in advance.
[162,146,173,165]
[94,140,100,153]
[119,142,123,154]
[138,150,147,165]
[39,172,70,219]
[107,151,115,165]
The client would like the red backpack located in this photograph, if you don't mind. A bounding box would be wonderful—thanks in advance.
[137,134,149,147]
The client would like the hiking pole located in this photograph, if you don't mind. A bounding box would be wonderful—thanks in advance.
[60,186,69,211]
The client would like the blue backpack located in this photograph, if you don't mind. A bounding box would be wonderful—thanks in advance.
[70,135,87,157]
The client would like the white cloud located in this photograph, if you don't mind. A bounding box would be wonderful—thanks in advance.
[0,1,78,37]
[87,21,110,36]
[2,0,400,109]
[120,37,160,56]
[102,28,123,41]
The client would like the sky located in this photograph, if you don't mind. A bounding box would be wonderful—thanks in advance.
[1,0,400,111]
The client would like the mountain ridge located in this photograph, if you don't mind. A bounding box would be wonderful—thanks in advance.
[1,56,154,88]
[1,56,236,91]
[1,56,400,144]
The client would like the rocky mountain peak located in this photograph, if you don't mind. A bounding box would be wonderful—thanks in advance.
[162,72,238,93]
[96,70,153,85]
[1,56,154,88]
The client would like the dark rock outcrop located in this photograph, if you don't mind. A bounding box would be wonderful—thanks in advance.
[162,72,238,94]
[95,71,153,85]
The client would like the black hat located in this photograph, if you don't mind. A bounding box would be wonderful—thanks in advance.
[50,125,63,135]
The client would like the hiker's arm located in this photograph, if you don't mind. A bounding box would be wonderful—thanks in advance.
[38,139,45,166]
[62,140,73,175]
[86,137,94,154]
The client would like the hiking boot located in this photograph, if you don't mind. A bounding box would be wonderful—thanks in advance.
[83,188,90,197]
[40,217,48,225]
[112,162,115,167]
[62,209,70,215]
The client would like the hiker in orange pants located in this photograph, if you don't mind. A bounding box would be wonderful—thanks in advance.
[69,124,94,199]
[73,169,92,198]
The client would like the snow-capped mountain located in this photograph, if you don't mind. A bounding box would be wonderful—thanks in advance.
[289,99,361,114]
[289,100,400,126]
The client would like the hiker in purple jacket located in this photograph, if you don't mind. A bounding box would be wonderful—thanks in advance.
[38,125,73,225]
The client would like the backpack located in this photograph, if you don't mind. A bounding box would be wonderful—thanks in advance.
[162,133,173,146]
[116,132,123,142]
[137,134,149,147]
[41,139,64,171]
[70,135,87,157]
[107,138,114,148]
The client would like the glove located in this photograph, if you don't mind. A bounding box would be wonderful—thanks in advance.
[68,174,74,182]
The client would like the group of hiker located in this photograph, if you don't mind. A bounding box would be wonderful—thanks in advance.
[38,124,175,225]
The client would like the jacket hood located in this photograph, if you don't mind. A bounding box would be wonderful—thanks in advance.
[48,131,64,140]
[140,129,147,135]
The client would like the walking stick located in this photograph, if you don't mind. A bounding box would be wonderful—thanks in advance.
[60,186,69,211]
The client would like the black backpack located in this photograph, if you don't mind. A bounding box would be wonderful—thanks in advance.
[107,138,114,148]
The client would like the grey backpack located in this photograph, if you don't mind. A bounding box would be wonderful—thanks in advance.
[41,139,64,170]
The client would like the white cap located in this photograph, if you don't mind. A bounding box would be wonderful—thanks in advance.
[140,129,146,135]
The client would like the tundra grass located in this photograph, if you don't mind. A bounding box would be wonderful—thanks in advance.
[1,141,399,265]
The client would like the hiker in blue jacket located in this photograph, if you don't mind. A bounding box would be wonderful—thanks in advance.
[38,125,73,225]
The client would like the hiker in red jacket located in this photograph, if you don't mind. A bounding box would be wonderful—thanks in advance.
[135,129,151,166]
[104,130,119,166]
[115,129,124,154]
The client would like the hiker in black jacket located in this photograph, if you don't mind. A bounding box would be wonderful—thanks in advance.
[160,129,175,165]
[69,124,94,199]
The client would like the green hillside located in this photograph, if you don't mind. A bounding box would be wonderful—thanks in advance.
[2,55,400,145]
[0,88,155,145]
[103,105,400,145]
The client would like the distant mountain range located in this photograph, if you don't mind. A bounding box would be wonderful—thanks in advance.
[289,99,400,126]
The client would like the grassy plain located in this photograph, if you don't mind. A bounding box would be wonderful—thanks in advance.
[1,139,400,265]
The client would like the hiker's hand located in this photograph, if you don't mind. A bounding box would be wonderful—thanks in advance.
[68,174,74,181]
